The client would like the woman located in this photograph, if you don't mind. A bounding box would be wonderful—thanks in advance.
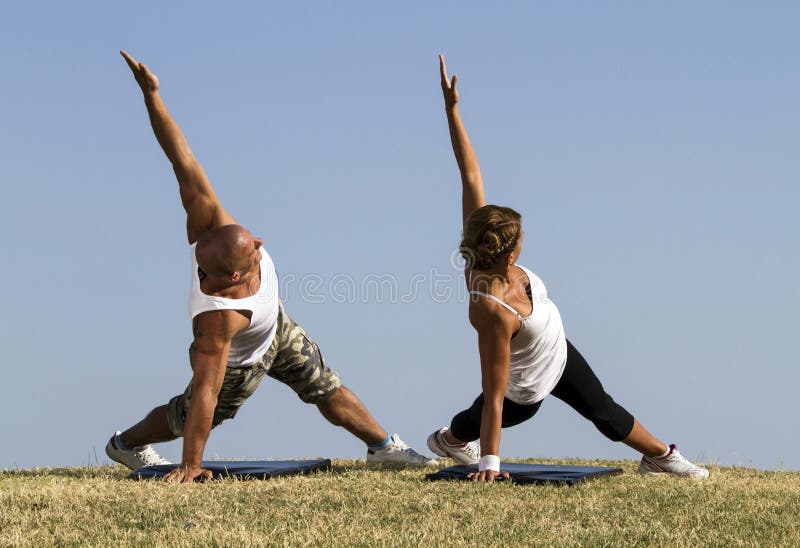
[426,55,709,482]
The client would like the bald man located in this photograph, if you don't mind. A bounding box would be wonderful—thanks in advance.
[106,52,434,482]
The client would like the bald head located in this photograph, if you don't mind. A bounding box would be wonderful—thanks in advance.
[196,225,261,280]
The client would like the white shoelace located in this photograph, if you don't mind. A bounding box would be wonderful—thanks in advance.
[464,443,481,460]
[667,450,703,471]
[400,446,426,458]
[136,445,168,466]
[388,437,427,460]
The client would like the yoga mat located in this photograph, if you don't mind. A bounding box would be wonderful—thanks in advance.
[130,459,332,480]
[426,462,623,486]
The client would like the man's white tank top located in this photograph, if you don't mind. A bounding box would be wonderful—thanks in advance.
[188,243,280,368]
[470,265,567,405]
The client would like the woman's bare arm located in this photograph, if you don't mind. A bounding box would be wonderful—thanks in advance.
[440,54,486,227]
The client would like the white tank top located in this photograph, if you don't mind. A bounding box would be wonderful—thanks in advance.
[470,265,567,405]
[188,243,280,368]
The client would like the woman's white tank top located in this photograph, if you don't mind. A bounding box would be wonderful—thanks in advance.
[470,265,567,404]
[188,243,280,368]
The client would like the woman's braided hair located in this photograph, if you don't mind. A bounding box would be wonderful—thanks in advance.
[460,205,522,270]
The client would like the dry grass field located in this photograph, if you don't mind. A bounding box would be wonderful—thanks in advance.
[2,458,799,546]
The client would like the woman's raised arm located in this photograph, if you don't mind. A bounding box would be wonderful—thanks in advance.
[440,54,486,227]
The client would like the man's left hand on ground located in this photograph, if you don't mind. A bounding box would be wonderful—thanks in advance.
[163,465,213,483]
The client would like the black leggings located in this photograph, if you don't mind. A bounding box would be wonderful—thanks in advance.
[449,339,635,443]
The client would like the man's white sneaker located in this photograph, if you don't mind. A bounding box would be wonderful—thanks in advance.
[366,434,438,466]
[105,431,172,471]
[638,444,709,479]
[427,427,480,465]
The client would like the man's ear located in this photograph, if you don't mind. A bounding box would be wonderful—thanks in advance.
[229,272,241,283]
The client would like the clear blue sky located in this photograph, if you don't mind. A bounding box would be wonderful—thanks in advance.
[1,1,797,470]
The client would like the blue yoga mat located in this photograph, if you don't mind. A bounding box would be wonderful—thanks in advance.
[130,459,332,480]
[426,462,623,486]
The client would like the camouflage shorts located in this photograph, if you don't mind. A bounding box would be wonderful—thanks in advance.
[166,302,342,436]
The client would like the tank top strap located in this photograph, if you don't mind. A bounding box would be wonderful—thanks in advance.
[469,291,524,320]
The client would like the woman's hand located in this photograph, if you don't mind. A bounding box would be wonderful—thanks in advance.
[467,469,510,483]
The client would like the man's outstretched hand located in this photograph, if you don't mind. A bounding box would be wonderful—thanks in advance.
[121,50,159,93]
[439,54,458,109]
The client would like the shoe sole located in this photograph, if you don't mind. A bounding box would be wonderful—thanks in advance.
[639,470,710,479]
[639,462,709,479]
[365,459,437,469]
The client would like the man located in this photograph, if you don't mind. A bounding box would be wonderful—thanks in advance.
[106,51,434,482]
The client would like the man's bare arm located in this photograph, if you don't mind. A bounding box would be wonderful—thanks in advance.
[440,54,486,227]
[165,309,248,483]
[121,51,236,243]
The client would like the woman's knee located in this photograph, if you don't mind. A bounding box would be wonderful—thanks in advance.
[589,395,634,441]
[450,408,481,442]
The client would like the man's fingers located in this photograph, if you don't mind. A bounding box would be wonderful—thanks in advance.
[164,470,183,483]
[120,50,139,72]
[439,54,449,87]
[190,472,210,483]
[181,469,213,483]
[451,74,458,89]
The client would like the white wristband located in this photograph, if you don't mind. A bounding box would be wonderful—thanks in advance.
[479,455,500,472]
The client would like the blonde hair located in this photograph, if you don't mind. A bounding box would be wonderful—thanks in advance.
[460,205,522,270]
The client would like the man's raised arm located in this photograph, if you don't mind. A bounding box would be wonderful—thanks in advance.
[121,50,235,243]
[439,54,486,227]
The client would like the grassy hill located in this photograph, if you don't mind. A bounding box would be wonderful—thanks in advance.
[2,458,799,545]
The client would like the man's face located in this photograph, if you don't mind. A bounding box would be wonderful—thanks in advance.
[241,232,263,274]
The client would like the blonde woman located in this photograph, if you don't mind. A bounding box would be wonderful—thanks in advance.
[426,55,709,482]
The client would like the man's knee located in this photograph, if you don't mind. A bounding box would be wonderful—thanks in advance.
[166,394,241,436]
[309,382,342,406]
[275,345,342,404]
[166,395,187,437]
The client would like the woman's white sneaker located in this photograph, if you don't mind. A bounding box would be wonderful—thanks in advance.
[366,434,438,466]
[105,431,172,471]
[427,427,480,465]
[638,444,709,479]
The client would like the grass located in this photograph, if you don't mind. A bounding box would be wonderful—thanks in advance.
[1,458,799,546]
